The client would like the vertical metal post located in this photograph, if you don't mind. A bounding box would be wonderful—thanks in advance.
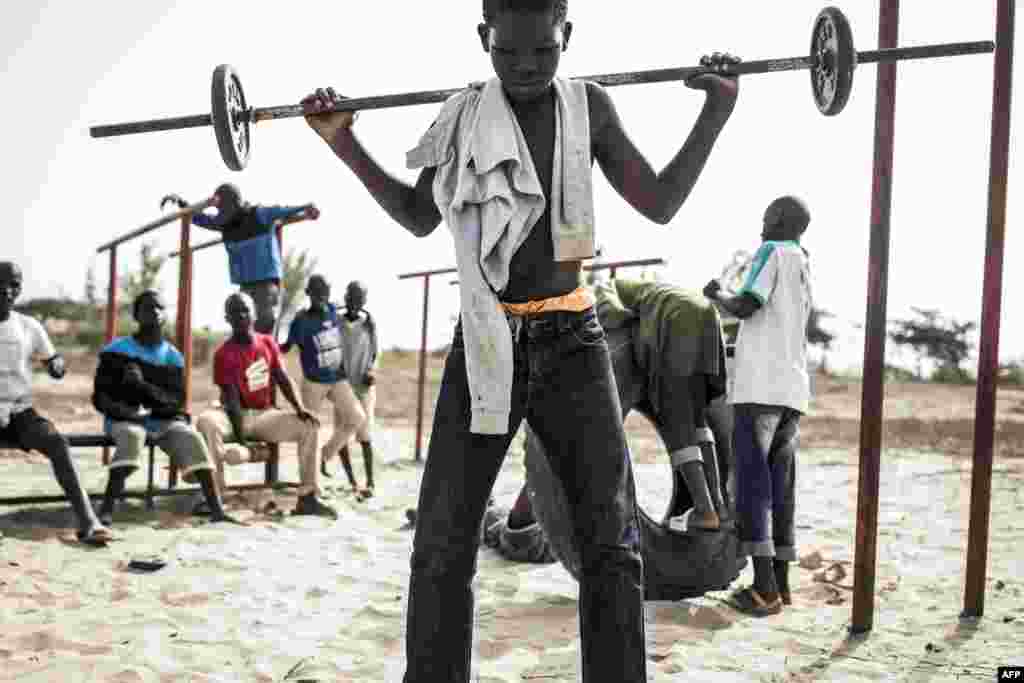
[963,0,1015,619]
[102,247,119,466]
[105,248,119,343]
[176,217,194,412]
[851,0,899,635]
[415,275,431,462]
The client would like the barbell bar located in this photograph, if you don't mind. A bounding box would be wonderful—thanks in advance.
[88,7,994,172]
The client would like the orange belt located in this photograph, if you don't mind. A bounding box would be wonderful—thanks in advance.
[500,286,595,315]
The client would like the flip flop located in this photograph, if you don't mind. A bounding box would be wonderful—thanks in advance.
[727,587,783,617]
[77,526,114,547]
[666,509,721,534]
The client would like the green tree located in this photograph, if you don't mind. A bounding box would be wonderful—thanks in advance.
[276,248,319,336]
[120,240,166,306]
[888,308,976,382]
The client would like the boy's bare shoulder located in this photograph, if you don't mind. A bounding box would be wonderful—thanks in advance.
[580,80,617,137]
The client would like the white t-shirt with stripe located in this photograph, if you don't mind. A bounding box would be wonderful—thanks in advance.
[729,240,813,413]
[0,312,56,426]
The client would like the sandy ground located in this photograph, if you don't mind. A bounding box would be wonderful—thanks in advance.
[1,352,1023,682]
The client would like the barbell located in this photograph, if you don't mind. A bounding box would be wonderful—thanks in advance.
[88,7,993,172]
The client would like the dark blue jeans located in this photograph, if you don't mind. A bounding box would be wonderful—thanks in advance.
[403,308,646,683]
[732,403,800,561]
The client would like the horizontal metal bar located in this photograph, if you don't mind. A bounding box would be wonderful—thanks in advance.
[90,40,994,138]
[398,267,459,280]
[585,258,665,271]
[0,482,299,507]
[167,212,313,259]
[858,40,995,65]
[97,197,216,253]
[90,113,213,138]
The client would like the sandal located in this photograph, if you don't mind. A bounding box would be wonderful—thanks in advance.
[727,587,783,617]
[77,525,114,547]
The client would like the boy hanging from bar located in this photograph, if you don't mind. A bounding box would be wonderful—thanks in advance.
[302,1,739,680]
[703,195,813,617]
[161,184,320,335]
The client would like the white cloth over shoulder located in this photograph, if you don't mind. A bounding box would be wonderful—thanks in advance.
[407,77,595,434]
[0,312,56,427]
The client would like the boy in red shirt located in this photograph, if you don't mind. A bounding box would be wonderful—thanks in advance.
[196,293,337,518]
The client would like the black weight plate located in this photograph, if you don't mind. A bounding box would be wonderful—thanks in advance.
[211,64,251,171]
[811,7,857,116]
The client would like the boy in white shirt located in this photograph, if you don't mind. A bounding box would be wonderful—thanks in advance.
[0,261,113,545]
[703,196,813,616]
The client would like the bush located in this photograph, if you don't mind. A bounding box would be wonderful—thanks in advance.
[930,364,974,385]
[998,361,1024,387]
[884,364,919,383]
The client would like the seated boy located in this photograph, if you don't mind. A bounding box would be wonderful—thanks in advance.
[302,2,739,680]
[196,293,337,519]
[0,261,112,545]
[703,195,813,616]
[92,290,241,525]
[163,184,320,334]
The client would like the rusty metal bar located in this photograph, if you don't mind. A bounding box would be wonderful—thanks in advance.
[97,197,216,253]
[963,0,1015,620]
[852,0,900,635]
[90,41,994,141]
[415,275,431,462]
[102,247,119,466]
[398,267,458,280]
[176,216,194,412]
[167,208,314,259]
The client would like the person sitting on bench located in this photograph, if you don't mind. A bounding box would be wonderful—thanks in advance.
[196,292,337,519]
[0,261,113,545]
[92,290,241,526]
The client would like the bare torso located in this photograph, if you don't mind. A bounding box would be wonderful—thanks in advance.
[500,87,589,303]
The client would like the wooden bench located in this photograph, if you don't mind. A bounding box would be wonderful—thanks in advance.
[0,433,290,511]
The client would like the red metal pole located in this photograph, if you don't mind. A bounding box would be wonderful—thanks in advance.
[963,0,1015,619]
[176,217,194,412]
[415,275,431,462]
[102,247,119,465]
[851,0,900,635]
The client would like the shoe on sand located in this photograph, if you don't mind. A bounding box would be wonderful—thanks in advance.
[667,509,720,533]
[727,586,783,617]
[292,494,338,520]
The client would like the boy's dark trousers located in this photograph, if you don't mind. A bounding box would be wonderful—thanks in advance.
[403,309,647,683]
[732,403,800,561]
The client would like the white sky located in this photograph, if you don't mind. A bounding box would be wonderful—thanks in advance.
[3,1,1020,373]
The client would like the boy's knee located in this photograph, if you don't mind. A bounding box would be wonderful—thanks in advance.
[409,541,478,580]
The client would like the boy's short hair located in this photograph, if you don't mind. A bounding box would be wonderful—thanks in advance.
[132,289,163,317]
[482,0,568,25]
[224,291,255,314]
